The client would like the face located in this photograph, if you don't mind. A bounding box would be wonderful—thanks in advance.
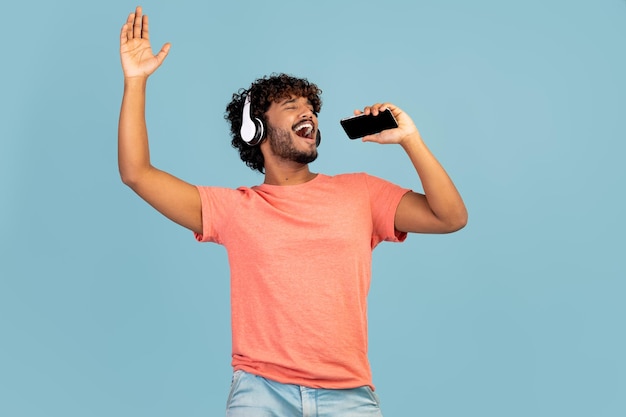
[263,96,319,165]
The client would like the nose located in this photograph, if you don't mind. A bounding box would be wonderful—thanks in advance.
[299,105,315,119]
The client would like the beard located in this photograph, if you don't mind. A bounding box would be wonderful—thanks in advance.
[267,125,318,165]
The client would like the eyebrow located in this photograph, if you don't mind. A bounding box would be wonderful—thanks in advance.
[279,97,312,107]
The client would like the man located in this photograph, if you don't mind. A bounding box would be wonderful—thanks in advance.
[119,6,467,417]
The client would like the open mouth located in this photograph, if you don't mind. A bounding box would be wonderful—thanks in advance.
[293,121,315,140]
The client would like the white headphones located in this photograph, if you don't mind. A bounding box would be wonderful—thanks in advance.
[240,93,265,146]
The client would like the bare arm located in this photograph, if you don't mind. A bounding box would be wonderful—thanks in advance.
[118,7,202,234]
[359,103,468,234]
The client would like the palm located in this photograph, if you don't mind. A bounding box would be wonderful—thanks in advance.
[119,7,170,79]
[121,39,162,78]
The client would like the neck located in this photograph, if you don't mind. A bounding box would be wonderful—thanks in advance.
[263,162,317,186]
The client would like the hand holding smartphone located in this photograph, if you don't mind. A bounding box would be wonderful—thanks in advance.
[340,109,398,139]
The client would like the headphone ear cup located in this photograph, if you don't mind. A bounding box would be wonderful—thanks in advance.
[316,130,321,147]
[252,117,265,145]
[240,94,265,146]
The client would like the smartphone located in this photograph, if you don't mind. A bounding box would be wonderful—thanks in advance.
[340,109,398,139]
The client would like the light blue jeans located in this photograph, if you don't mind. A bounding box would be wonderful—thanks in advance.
[226,370,384,417]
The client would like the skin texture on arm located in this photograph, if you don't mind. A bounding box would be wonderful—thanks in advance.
[358,103,468,234]
[118,7,202,234]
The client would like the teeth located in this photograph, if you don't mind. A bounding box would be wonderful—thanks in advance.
[295,122,313,137]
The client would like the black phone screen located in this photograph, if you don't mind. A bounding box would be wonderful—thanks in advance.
[340,109,398,139]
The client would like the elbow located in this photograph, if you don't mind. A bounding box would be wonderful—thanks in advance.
[434,204,467,233]
[119,169,136,188]
[444,209,468,233]
[447,218,468,233]
[118,158,153,189]
[119,166,146,190]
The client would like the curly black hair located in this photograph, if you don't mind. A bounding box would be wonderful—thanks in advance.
[225,73,323,173]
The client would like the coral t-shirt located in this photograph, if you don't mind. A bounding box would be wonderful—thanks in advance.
[194,173,409,389]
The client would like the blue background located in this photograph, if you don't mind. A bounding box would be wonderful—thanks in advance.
[1,0,625,416]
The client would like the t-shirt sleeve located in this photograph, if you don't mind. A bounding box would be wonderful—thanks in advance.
[193,186,240,244]
[364,174,411,247]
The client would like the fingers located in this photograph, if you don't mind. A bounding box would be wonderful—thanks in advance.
[360,103,393,116]
[132,6,142,39]
[121,12,133,44]
[155,43,172,65]
[121,6,150,42]
[120,22,128,45]
[142,14,150,40]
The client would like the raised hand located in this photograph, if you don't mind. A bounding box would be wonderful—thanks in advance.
[120,6,171,79]
[356,103,421,146]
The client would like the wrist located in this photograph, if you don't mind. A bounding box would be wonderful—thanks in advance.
[123,76,148,93]
[124,75,148,87]
[400,131,423,149]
